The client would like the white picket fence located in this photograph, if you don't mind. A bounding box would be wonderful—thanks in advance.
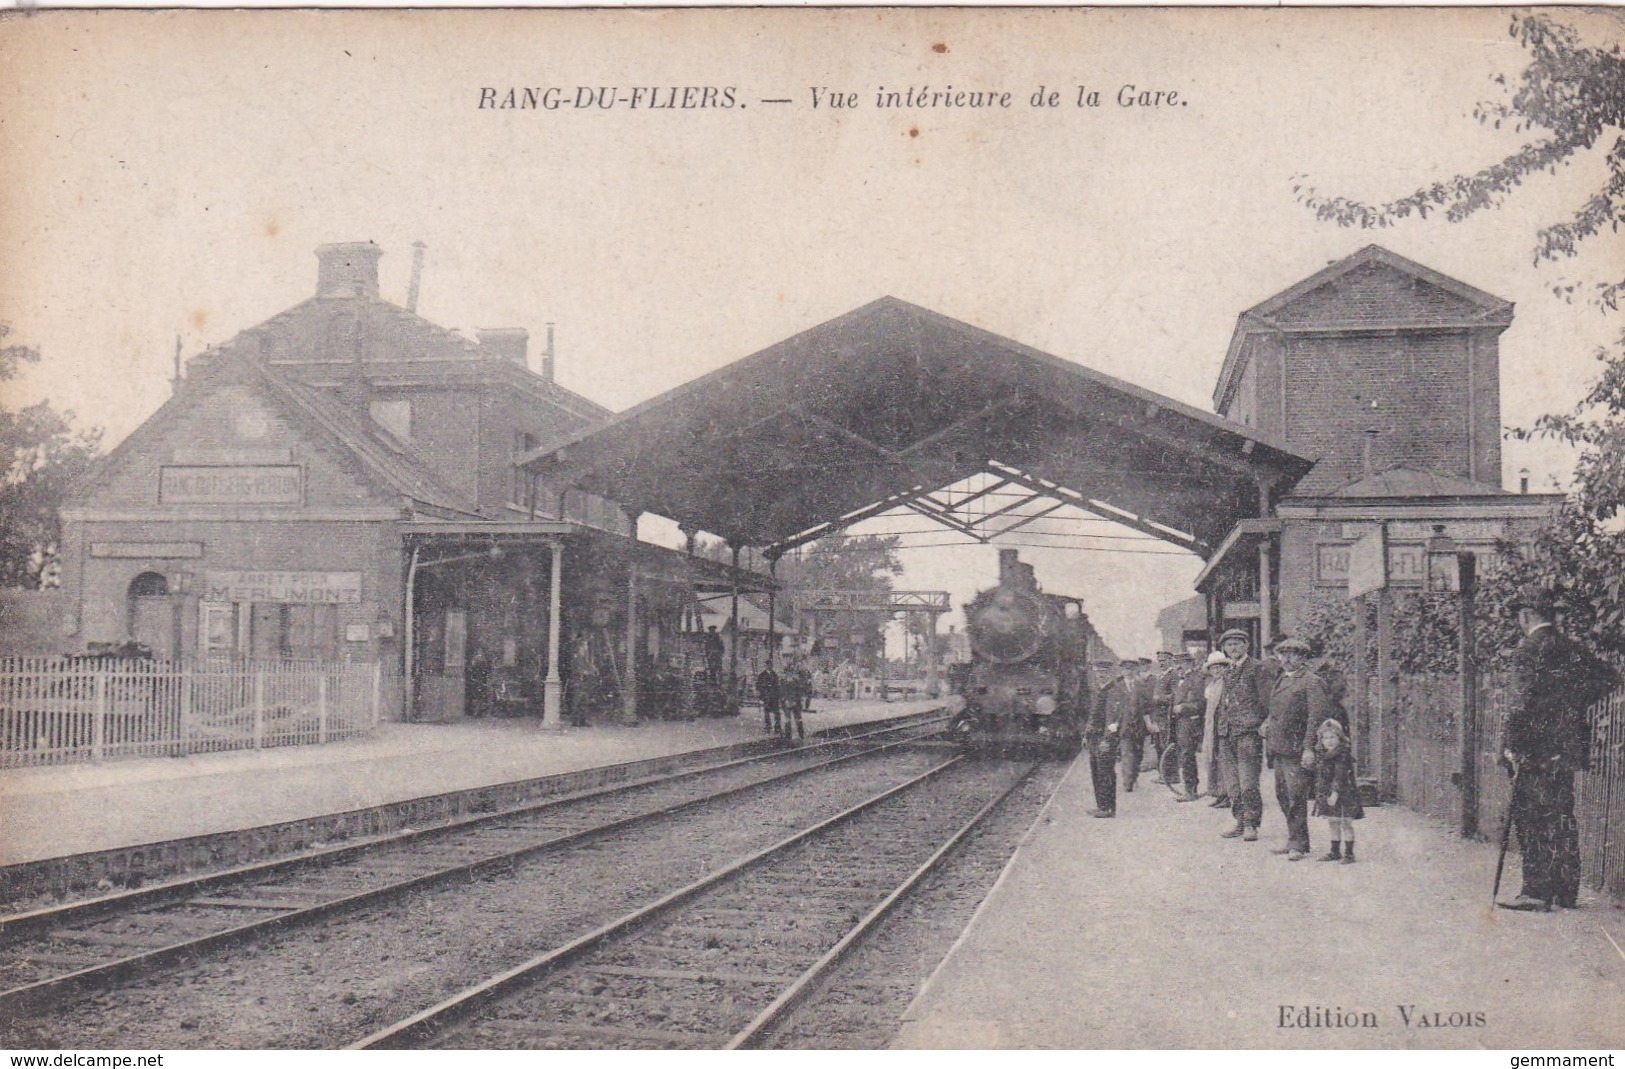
[0,656,386,768]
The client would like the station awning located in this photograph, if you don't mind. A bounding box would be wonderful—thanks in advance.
[400,518,773,591]
[521,298,1315,557]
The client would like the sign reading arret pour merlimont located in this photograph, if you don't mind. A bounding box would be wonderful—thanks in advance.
[203,572,363,604]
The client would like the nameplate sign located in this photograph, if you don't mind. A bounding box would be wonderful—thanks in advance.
[160,465,303,505]
[91,542,204,559]
[1319,539,1441,591]
[203,571,362,604]
[1316,543,1352,584]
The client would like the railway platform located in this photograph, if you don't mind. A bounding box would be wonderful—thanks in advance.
[895,755,1625,1050]
[0,698,941,868]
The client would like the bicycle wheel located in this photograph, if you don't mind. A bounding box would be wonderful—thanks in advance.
[1159,741,1184,794]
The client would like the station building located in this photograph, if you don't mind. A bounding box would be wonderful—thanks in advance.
[1189,245,1561,645]
[57,242,766,725]
[56,239,1562,731]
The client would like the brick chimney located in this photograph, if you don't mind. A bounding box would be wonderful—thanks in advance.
[315,242,383,299]
[478,327,529,367]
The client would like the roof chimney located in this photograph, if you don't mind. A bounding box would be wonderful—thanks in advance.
[478,327,529,366]
[541,323,556,382]
[406,241,427,312]
[315,242,382,299]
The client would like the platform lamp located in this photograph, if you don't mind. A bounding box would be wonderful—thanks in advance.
[1428,524,1481,838]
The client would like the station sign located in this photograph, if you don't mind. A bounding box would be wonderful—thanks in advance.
[202,571,363,604]
[159,465,303,505]
[1319,536,1442,593]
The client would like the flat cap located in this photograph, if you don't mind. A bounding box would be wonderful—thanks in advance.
[1218,628,1251,646]
[1274,636,1312,655]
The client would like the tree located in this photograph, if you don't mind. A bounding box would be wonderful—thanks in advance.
[689,532,905,666]
[0,324,102,588]
[1296,13,1625,658]
[776,534,904,669]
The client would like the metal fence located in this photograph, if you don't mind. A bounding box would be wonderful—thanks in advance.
[1392,672,1625,899]
[0,656,387,768]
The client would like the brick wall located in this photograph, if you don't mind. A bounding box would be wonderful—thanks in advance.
[66,518,402,665]
[1269,261,1489,328]
[0,590,70,655]
[1284,331,1474,494]
[478,385,594,517]
[92,380,386,511]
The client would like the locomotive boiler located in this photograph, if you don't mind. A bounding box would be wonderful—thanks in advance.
[950,549,1093,757]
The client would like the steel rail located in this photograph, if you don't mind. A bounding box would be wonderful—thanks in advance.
[352,753,970,1050]
[0,710,945,943]
[725,760,1040,1049]
[0,722,945,1018]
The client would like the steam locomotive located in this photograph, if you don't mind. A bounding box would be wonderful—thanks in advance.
[949,549,1094,757]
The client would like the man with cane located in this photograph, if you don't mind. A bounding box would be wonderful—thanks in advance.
[1497,585,1619,911]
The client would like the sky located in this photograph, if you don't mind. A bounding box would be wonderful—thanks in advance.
[2,7,1622,656]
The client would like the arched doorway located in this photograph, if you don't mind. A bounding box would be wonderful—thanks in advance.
[127,571,176,659]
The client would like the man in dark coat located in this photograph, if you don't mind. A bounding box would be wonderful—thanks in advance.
[756,663,781,735]
[1499,586,1620,910]
[1121,659,1155,792]
[703,626,725,684]
[1263,637,1331,860]
[1169,653,1210,801]
[1086,661,1131,817]
[1215,628,1269,841]
[780,659,805,739]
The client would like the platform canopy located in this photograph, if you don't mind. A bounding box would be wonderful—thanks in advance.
[521,298,1315,558]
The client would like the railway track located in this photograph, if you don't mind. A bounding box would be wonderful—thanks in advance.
[357,755,1037,1050]
[0,715,946,1020]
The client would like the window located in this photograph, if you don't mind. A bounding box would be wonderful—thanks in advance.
[198,601,340,661]
[511,431,538,507]
[370,399,412,441]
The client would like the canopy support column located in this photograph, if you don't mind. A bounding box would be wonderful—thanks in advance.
[767,555,778,667]
[1258,537,1274,650]
[623,511,642,724]
[926,610,939,698]
[1257,480,1274,649]
[542,538,565,733]
[729,542,742,692]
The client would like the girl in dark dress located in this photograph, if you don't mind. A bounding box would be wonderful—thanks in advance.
[1311,718,1364,864]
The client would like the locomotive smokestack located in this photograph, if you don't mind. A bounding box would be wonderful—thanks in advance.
[998,548,1019,584]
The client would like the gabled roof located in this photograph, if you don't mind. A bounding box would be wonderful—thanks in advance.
[1245,245,1514,324]
[522,297,1314,555]
[1215,245,1515,412]
[260,367,482,518]
[71,352,483,519]
[222,295,609,424]
[1318,465,1511,500]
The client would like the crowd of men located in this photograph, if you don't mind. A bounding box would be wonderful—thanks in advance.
[1083,629,1349,861]
[1078,584,1621,907]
